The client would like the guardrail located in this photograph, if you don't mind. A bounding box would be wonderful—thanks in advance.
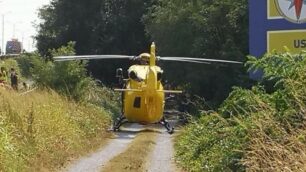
[0,54,21,59]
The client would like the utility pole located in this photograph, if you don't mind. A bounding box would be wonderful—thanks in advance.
[13,23,15,38]
[0,0,3,54]
[22,32,24,51]
[1,9,11,55]
[2,14,4,55]
[28,39,31,51]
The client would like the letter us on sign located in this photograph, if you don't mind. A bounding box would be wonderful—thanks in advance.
[267,30,306,53]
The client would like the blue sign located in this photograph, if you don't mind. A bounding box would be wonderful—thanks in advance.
[249,0,306,57]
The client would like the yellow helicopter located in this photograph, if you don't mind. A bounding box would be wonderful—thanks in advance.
[54,42,242,133]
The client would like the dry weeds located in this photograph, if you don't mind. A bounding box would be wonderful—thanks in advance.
[102,131,157,172]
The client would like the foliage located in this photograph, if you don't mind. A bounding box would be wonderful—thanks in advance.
[144,0,249,106]
[16,53,39,78]
[175,51,306,171]
[36,0,151,84]
[218,86,272,118]
[246,51,306,83]
[36,0,150,55]
[144,0,248,56]
[16,44,121,117]
[0,59,19,73]
[0,58,20,84]
[27,42,91,101]
[84,82,121,119]
[0,89,110,171]
[175,113,247,172]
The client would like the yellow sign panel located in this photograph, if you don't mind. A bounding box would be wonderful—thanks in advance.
[267,30,306,53]
[268,0,282,19]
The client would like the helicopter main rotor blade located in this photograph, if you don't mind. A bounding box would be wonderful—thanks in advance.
[53,55,134,61]
[159,57,243,64]
[159,58,211,64]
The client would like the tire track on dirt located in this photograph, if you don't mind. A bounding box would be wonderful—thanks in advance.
[61,120,181,172]
[61,132,136,172]
[146,131,179,172]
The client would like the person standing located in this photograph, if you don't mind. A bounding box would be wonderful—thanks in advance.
[10,68,18,90]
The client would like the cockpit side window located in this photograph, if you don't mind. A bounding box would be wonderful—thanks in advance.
[129,71,138,80]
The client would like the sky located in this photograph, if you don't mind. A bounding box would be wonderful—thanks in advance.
[0,0,51,52]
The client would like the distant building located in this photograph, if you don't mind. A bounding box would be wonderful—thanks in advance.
[6,39,22,55]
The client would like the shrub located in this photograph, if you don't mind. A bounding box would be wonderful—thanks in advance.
[175,51,306,171]
[175,113,247,172]
[16,53,38,78]
[16,43,121,117]
[28,42,91,101]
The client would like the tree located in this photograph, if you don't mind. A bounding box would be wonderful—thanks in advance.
[36,0,104,56]
[143,0,249,106]
[36,0,151,84]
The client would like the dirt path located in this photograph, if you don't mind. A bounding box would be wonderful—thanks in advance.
[146,119,181,172]
[146,132,177,172]
[62,132,136,172]
[61,120,181,172]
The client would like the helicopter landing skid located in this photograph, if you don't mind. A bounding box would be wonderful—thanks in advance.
[112,114,128,131]
[159,117,174,134]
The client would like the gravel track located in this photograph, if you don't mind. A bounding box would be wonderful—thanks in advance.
[146,132,178,172]
[62,131,136,172]
[61,120,180,172]
[146,119,181,172]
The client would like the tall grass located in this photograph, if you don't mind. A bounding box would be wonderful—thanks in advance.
[0,43,118,171]
[0,88,111,171]
[175,51,306,171]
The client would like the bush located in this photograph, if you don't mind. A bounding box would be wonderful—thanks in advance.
[16,43,121,117]
[175,51,306,171]
[175,113,247,172]
[28,42,91,101]
[16,53,38,78]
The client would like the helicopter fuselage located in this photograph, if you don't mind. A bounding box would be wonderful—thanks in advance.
[123,65,164,124]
